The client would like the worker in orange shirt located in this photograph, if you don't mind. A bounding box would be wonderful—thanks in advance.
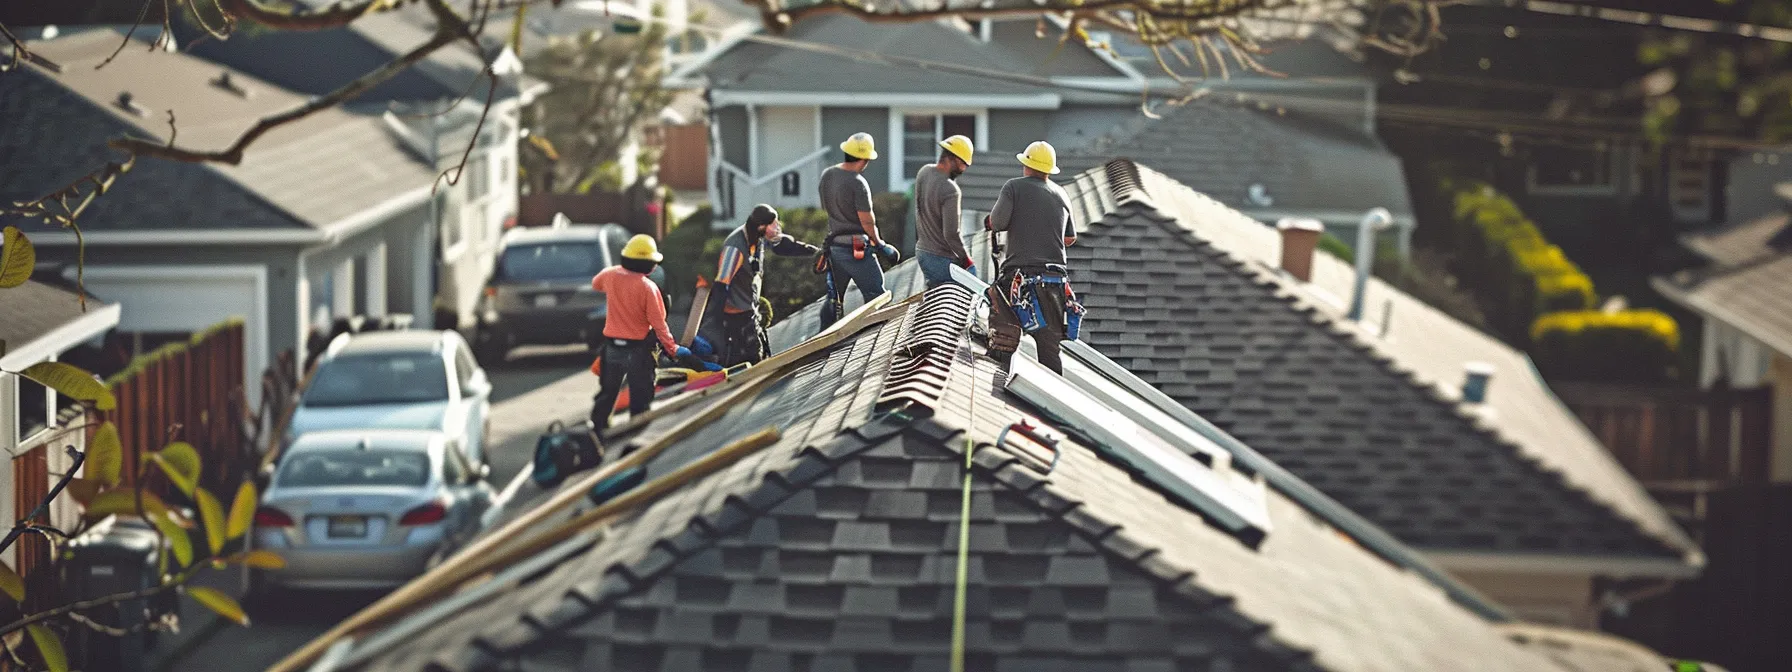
[589,235,689,431]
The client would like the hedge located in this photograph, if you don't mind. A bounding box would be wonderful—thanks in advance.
[1529,309,1680,383]
[1442,178,1597,341]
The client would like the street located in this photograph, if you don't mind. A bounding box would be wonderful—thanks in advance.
[143,345,598,672]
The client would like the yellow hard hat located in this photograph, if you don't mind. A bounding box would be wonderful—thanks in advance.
[1017,141,1060,175]
[620,234,663,262]
[939,135,974,165]
[840,132,878,161]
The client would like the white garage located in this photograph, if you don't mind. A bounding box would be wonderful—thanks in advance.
[72,265,270,407]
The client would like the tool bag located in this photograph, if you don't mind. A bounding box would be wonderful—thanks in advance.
[531,420,603,488]
[1004,268,1087,338]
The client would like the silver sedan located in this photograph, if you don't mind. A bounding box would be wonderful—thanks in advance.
[251,429,494,591]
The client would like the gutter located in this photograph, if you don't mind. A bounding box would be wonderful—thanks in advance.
[1425,550,1704,580]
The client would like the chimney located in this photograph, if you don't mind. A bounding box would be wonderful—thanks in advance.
[1347,208,1394,322]
[1275,217,1324,282]
[1461,362,1495,404]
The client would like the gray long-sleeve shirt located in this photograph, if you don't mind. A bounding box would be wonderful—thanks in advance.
[913,165,970,261]
[989,175,1074,271]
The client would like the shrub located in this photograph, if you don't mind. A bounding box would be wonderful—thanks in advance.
[659,207,719,303]
[873,191,913,255]
[1444,179,1598,341]
[1529,309,1680,383]
[762,207,830,324]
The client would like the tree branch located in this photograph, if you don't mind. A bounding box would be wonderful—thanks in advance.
[0,447,86,559]
[0,564,203,639]
[217,0,399,31]
[111,0,471,164]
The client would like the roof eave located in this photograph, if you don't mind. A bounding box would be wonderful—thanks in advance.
[0,302,123,370]
[1653,273,1792,358]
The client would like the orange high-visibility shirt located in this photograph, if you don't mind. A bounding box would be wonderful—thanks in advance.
[591,267,677,354]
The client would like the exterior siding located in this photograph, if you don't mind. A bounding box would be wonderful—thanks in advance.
[987,109,1050,154]
[1726,150,1792,226]
[822,107,891,194]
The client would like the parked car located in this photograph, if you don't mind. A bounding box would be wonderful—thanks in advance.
[285,329,493,467]
[472,215,665,363]
[251,429,494,591]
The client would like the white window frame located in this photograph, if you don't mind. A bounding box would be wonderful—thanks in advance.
[887,108,988,192]
[1525,144,1621,197]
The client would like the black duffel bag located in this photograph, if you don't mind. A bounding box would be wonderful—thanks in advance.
[531,420,603,488]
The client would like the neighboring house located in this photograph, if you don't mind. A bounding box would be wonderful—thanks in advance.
[0,278,120,572]
[667,14,1150,223]
[990,158,1700,628]
[1653,182,1792,482]
[0,30,449,403]
[177,1,549,333]
[322,278,1698,672]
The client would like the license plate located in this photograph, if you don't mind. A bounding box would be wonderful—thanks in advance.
[534,294,557,308]
[327,516,367,538]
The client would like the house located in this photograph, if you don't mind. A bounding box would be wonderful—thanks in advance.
[960,158,1703,628]
[1653,182,1792,482]
[666,14,1150,223]
[0,277,120,572]
[175,1,549,333]
[0,29,449,403]
[313,278,1702,672]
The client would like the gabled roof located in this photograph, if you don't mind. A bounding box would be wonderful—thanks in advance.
[332,281,1577,672]
[177,1,533,105]
[960,102,1415,228]
[1056,159,1699,571]
[0,30,437,236]
[1657,206,1792,357]
[681,14,1130,98]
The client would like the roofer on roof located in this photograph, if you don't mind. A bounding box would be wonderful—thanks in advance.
[588,235,688,431]
[915,135,976,288]
[985,141,1083,374]
[707,204,820,366]
[816,132,899,332]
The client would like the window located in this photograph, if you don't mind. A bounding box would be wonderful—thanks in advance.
[276,450,430,487]
[496,242,609,282]
[17,376,49,442]
[302,353,450,407]
[900,113,977,186]
[1527,145,1616,194]
[468,154,491,202]
[442,194,464,251]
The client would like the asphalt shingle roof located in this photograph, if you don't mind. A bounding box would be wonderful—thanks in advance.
[0,30,438,234]
[0,278,109,355]
[1660,207,1792,354]
[342,284,1567,672]
[1058,159,1695,562]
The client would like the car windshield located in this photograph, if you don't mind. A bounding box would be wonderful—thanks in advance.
[498,242,609,282]
[276,450,430,487]
[302,353,449,407]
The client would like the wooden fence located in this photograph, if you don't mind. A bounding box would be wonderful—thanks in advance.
[1606,484,1792,672]
[1556,382,1774,485]
[658,123,709,191]
[10,444,49,579]
[98,321,250,498]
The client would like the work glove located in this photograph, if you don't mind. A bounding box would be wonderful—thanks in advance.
[876,243,900,261]
[962,263,977,277]
[956,256,974,269]
[983,214,992,231]
[674,345,693,358]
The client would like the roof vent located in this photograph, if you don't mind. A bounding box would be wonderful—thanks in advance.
[212,71,251,97]
[1462,362,1495,404]
[1103,159,1144,203]
[114,91,148,117]
[875,284,974,412]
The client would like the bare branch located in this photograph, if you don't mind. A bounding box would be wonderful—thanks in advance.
[0,564,205,639]
[97,0,164,71]
[218,0,398,31]
[111,0,470,164]
[1,21,29,72]
[432,76,499,194]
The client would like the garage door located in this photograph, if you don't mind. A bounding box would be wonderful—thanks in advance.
[74,265,268,407]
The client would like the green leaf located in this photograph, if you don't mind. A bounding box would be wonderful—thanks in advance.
[26,624,67,672]
[188,586,250,626]
[233,550,286,570]
[196,488,225,556]
[84,488,189,526]
[152,511,193,569]
[226,481,257,541]
[65,477,104,506]
[151,442,201,496]
[0,560,23,602]
[20,361,115,411]
[0,226,35,289]
[89,422,123,486]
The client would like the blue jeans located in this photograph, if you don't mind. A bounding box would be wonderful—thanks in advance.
[819,246,886,331]
[917,250,957,288]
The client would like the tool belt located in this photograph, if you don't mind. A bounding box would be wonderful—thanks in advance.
[827,231,872,260]
[1001,265,1087,339]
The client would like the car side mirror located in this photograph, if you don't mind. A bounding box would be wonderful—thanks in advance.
[462,370,490,398]
[475,463,492,483]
